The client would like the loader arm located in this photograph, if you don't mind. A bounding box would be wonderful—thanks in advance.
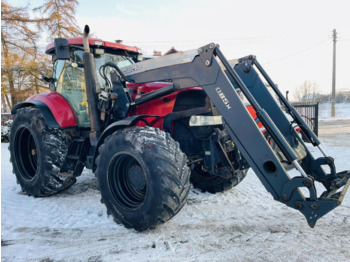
[120,43,349,227]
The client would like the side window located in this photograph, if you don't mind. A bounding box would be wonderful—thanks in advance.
[52,60,65,89]
[52,51,90,127]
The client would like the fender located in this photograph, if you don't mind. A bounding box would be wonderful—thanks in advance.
[12,93,77,128]
[92,115,158,172]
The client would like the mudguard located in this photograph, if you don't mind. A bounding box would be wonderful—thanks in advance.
[12,93,77,128]
[92,115,158,172]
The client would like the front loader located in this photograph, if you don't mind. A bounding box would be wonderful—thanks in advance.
[9,25,349,231]
[119,41,350,228]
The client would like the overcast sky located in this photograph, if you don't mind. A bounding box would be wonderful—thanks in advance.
[10,0,350,96]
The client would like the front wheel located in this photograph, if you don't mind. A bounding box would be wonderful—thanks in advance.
[95,127,190,231]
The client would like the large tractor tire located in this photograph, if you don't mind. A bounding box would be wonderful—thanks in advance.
[9,107,76,197]
[95,127,190,231]
[190,166,248,194]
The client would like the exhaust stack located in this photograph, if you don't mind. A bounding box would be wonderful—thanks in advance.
[82,25,102,144]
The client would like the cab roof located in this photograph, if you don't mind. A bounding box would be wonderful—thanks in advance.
[45,37,139,55]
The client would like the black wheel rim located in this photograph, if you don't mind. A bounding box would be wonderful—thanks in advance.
[108,153,147,210]
[14,127,38,180]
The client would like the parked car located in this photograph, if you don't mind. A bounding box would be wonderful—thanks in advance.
[1,113,12,142]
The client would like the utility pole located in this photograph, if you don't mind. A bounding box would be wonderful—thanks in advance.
[331,29,337,117]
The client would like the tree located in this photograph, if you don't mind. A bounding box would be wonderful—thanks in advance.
[34,0,81,39]
[24,54,52,94]
[1,0,81,112]
[1,1,44,109]
[292,81,321,103]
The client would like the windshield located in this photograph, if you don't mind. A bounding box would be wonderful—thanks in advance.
[53,49,134,127]
[94,53,133,87]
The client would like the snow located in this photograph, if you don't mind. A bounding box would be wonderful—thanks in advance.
[1,119,350,262]
[319,102,350,120]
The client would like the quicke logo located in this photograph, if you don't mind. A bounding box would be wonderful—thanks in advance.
[215,87,231,110]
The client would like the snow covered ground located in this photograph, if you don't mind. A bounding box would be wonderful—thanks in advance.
[319,102,350,120]
[1,118,350,262]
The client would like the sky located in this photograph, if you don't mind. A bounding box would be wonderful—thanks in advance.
[8,0,350,96]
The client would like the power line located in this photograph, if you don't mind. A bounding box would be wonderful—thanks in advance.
[263,38,330,65]
[125,35,275,45]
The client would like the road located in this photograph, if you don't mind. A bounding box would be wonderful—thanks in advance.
[318,119,350,148]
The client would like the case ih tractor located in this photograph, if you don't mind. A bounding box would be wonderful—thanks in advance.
[10,26,349,231]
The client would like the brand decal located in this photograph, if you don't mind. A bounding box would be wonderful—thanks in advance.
[215,87,231,110]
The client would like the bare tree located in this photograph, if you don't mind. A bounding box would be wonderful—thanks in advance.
[292,81,321,103]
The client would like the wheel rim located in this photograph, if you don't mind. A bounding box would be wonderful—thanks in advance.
[14,127,38,180]
[108,153,147,210]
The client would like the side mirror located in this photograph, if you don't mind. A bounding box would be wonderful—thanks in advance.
[42,75,53,83]
[41,75,56,91]
[54,38,70,60]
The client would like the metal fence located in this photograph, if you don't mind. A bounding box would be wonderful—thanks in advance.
[292,102,319,140]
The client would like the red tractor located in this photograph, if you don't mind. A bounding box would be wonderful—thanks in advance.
[10,26,349,231]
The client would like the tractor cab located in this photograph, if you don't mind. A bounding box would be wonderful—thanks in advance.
[45,38,141,126]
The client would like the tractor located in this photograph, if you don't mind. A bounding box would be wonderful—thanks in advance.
[10,26,349,231]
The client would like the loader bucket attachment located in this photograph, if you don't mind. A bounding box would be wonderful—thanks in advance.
[221,54,350,227]
[120,43,349,227]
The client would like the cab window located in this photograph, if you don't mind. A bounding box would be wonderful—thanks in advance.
[53,50,89,127]
[52,49,135,127]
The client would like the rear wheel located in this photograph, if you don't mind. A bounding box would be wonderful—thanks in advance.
[190,166,248,194]
[9,107,76,196]
[95,127,190,231]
